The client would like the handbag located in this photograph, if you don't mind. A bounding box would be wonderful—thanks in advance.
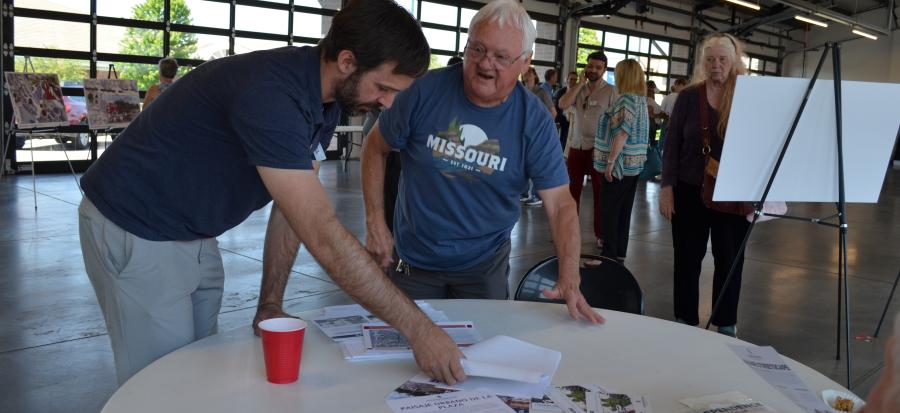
[639,145,661,181]
[699,83,755,216]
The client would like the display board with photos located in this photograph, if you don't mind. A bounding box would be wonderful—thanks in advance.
[83,79,142,129]
[4,72,68,129]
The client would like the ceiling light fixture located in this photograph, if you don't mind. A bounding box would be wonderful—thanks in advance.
[795,15,828,27]
[851,28,878,40]
[725,0,761,10]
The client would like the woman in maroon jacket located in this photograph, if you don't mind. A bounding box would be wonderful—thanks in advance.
[659,33,749,338]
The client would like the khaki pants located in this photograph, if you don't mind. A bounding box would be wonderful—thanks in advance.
[78,198,224,385]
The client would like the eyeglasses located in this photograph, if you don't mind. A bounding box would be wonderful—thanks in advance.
[463,41,527,69]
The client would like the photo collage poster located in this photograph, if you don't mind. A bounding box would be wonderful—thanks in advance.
[4,72,68,129]
[83,79,141,129]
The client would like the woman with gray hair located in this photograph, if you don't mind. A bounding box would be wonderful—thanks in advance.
[659,33,750,337]
[142,57,179,108]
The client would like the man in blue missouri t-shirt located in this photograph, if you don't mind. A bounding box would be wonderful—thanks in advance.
[362,0,604,325]
[78,0,468,387]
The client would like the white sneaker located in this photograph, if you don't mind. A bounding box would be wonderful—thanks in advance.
[525,197,543,206]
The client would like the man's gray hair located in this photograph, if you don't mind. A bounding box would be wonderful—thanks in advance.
[469,0,536,55]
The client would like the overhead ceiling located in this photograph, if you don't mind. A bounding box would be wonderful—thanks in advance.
[537,0,896,37]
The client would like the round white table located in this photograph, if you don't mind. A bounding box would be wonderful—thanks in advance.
[103,300,850,412]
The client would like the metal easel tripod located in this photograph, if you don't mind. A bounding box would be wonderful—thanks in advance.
[704,42,854,388]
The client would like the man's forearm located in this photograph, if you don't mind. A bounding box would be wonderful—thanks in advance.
[361,132,389,228]
[545,192,581,282]
[558,84,582,109]
[258,203,301,309]
[301,211,431,338]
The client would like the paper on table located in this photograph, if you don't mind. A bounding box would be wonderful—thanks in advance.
[386,390,515,413]
[728,344,833,413]
[461,336,561,384]
[410,335,561,398]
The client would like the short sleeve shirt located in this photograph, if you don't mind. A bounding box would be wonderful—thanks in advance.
[378,65,568,271]
[80,46,340,241]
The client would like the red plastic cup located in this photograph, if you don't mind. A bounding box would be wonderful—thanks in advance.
[258,318,307,384]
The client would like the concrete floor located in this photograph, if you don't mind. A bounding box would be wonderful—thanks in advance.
[1,160,897,412]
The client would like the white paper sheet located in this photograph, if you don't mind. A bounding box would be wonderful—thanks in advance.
[728,344,833,413]
[716,76,900,203]
[386,390,514,413]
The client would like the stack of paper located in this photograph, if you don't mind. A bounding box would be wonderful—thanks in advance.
[311,301,448,343]
[310,302,482,361]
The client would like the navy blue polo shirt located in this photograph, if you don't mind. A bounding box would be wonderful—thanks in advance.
[81,46,340,241]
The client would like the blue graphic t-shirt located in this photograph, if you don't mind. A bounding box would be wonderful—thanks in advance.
[81,46,339,241]
[379,65,568,271]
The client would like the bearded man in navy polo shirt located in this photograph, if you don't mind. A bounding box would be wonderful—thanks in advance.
[79,0,467,387]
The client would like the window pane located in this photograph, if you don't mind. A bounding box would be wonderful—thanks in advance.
[605,32,627,50]
[15,18,90,52]
[536,21,557,41]
[459,32,469,52]
[750,58,764,71]
[648,57,669,74]
[97,25,163,56]
[423,28,457,52]
[534,43,555,63]
[628,36,649,53]
[100,60,158,91]
[98,0,162,21]
[236,5,289,35]
[579,28,603,46]
[741,56,751,68]
[13,57,89,84]
[420,2,458,26]
[183,0,230,29]
[650,40,669,56]
[294,12,332,39]
[606,51,626,71]
[429,55,451,70]
[295,0,341,9]
[765,61,777,73]
[234,37,287,54]
[460,8,478,29]
[671,61,688,76]
[17,0,89,14]
[398,0,416,16]
[176,32,229,60]
[671,44,690,59]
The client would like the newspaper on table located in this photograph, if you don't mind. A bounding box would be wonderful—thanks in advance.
[728,344,833,413]
[387,376,565,413]
[312,301,448,342]
[548,384,652,413]
[386,390,515,413]
[341,321,480,361]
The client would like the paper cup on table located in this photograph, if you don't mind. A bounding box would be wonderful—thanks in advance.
[259,318,307,384]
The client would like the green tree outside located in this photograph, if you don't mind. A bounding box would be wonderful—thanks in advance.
[576,27,603,66]
[119,0,198,90]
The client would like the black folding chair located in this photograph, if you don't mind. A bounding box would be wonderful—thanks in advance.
[514,254,644,315]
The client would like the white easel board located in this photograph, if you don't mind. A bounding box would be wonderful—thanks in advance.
[715,76,900,203]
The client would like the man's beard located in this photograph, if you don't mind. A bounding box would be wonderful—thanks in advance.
[585,72,600,82]
[335,71,380,114]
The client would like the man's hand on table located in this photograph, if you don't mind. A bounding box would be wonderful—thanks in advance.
[252,303,297,336]
[542,278,605,325]
[408,323,467,385]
